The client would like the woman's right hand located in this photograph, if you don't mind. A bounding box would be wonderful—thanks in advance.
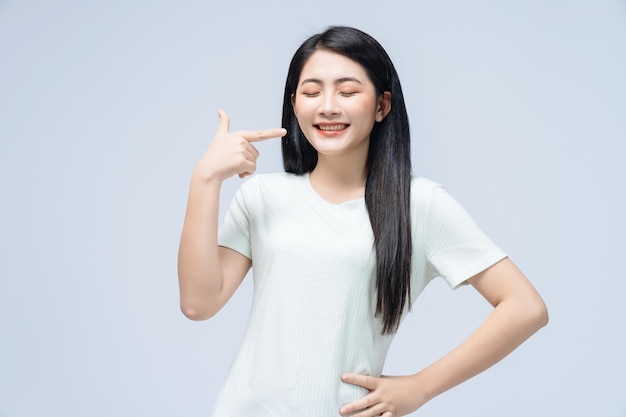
[194,110,287,183]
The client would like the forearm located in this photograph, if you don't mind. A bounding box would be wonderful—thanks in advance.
[414,296,548,403]
[177,173,224,319]
[339,295,547,417]
[176,111,283,320]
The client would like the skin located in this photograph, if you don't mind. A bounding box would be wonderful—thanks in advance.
[177,50,549,416]
[177,110,284,320]
[291,49,391,203]
[339,258,548,416]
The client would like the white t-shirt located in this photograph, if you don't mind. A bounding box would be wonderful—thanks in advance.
[213,172,506,417]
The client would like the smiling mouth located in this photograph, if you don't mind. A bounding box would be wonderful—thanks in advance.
[315,124,349,131]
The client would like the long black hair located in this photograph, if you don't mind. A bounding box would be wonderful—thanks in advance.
[281,26,412,334]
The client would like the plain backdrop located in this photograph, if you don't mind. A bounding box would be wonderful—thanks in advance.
[1,1,625,416]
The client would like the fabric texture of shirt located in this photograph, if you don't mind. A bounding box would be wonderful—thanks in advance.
[212,172,506,417]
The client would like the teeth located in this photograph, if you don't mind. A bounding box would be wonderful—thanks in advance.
[318,124,347,131]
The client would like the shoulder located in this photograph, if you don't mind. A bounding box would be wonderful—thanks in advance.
[240,172,300,191]
[410,176,469,228]
[236,172,302,202]
[410,176,445,208]
[410,176,442,192]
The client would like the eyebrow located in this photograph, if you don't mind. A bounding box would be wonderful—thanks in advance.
[299,77,363,87]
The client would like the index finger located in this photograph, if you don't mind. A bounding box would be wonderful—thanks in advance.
[341,373,378,390]
[237,128,287,142]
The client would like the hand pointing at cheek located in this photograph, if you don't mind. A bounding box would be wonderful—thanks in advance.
[194,110,287,183]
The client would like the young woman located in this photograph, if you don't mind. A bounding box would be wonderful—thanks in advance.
[178,26,548,417]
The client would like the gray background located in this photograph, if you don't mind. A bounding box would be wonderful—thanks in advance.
[1,0,625,416]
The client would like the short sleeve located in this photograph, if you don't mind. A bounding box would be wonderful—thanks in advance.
[424,185,507,288]
[218,185,252,259]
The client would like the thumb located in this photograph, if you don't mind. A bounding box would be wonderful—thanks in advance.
[215,109,230,136]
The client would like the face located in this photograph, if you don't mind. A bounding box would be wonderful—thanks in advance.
[292,50,391,160]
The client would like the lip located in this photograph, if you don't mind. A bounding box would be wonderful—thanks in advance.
[314,123,349,137]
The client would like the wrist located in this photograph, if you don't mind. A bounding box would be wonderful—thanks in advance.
[191,167,225,186]
[410,371,436,406]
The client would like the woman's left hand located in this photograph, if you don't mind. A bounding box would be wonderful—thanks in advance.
[339,373,427,417]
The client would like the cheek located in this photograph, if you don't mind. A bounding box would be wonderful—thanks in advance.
[293,102,314,121]
[353,95,377,111]
[292,107,309,132]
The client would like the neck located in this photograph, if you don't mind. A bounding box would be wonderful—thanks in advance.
[309,153,368,204]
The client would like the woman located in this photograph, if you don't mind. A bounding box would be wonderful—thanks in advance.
[178,25,548,417]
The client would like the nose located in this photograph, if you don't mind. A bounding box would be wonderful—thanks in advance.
[318,93,340,117]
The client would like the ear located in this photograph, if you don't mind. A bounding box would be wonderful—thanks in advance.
[291,93,297,116]
[375,91,392,122]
